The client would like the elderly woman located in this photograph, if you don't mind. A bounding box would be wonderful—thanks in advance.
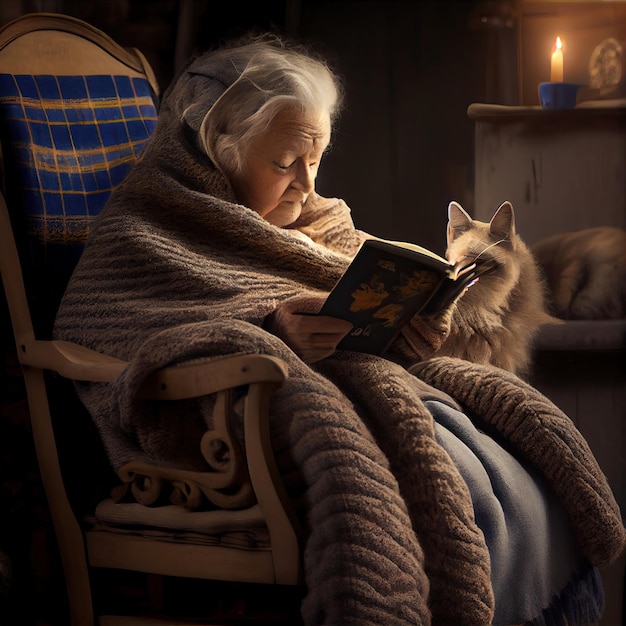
[54,34,624,626]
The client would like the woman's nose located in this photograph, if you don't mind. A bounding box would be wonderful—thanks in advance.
[292,160,315,193]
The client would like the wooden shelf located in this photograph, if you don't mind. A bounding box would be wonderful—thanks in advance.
[467,100,626,121]
[535,319,626,352]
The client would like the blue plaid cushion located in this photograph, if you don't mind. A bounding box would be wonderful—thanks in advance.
[0,73,158,336]
[0,73,157,243]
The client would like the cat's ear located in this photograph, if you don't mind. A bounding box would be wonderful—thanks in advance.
[489,201,515,240]
[447,201,472,244]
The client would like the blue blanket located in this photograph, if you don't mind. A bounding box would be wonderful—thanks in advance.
[429,399,604,625]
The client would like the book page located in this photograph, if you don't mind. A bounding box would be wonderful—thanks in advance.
[370,237,451,266]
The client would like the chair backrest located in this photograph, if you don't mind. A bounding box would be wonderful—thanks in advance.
[0,13,160,622]
[0,12,159,339]
[0,15,303,626]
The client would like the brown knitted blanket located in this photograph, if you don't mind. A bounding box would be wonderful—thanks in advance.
[54,52,625,625]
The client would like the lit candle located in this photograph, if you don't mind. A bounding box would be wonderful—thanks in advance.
[551,37,563,82]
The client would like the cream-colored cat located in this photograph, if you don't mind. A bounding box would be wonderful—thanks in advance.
[402,201,558,378]
[532,227,626,320]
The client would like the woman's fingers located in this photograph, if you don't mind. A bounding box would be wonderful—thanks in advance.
[266,299,353,362]
[289,314,352,361]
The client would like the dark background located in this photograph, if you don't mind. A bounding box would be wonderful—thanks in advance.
[3,2,625,625]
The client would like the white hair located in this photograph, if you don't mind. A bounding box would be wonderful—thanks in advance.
[198,36,343,176]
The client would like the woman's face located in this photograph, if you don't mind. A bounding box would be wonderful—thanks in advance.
[230,108,331,227]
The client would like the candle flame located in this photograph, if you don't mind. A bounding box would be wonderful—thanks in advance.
[555,36,562,50]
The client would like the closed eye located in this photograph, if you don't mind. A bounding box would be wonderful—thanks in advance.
[274,160,318,171]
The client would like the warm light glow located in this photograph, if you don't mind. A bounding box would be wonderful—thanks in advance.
[551,37,564,82]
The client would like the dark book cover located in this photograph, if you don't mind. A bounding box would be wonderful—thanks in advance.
[320,239,494,355]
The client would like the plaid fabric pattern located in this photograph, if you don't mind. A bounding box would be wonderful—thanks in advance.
[0,73,158,244]
[0,73,158,337]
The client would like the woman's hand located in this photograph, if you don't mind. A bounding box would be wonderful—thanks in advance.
[265,295,353,363]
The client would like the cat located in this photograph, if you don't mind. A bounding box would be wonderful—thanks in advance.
[401,200,558,378]
[532,227,626,320]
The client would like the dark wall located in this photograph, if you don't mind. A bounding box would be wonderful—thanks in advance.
[298,1,496,252]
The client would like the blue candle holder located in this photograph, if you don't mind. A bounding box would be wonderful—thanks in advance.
[538,82,583,109]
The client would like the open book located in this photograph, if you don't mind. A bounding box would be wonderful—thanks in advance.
[319,238,497,355]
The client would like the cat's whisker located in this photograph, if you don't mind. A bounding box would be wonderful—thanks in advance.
[472,238,507,263]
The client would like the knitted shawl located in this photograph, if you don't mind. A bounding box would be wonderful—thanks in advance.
[54,50,625,626]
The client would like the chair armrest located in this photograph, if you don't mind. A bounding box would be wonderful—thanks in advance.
[19,338,288,395]
[116,352,299,582]
[20,338,299,581]
[19,338,128,382]
[137,353,288,400]
[24,337,291,511]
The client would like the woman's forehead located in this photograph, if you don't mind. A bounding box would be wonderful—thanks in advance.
[266,108,331,148]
